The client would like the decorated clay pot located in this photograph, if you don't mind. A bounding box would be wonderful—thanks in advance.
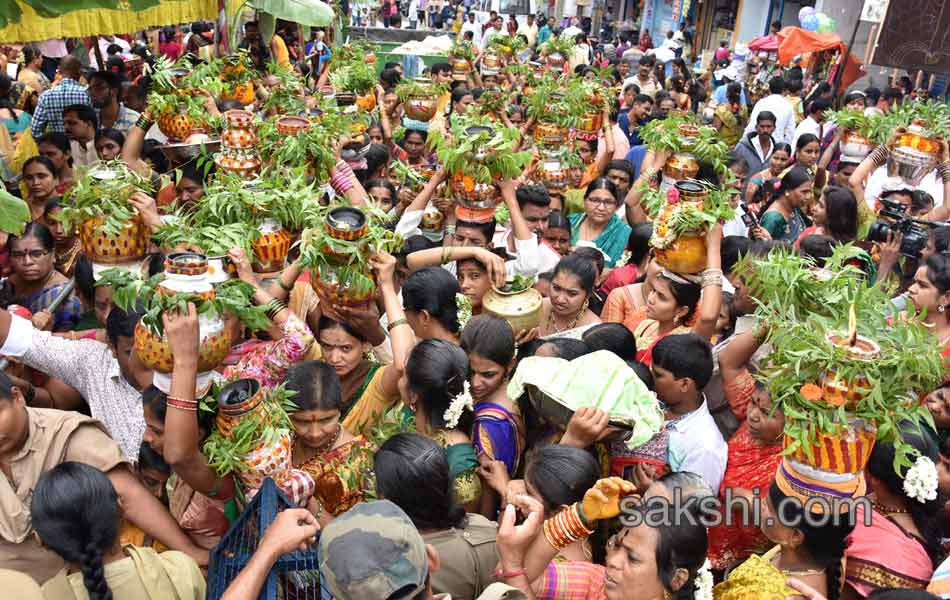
[677,122,700,139]
[897,121,940,155]
[325,206,368,240]
[221,112,257,150]
[654,235,707,274]
[534,121,569,146]
[221,81,255,106]
[157,108,199,141]
[311,265,376,306]
[79,215,149,264]
[276,115,311,135]
[785,418,877,474]
[355,91,377,112]
[133,313,230,374]
[483,285,543,336]
[239,434,295,491]
[815,333,881,410]
[674,179,709,203]
[454,204,496,224]
[216,378,266,433]
[252,218,292,273]
[405,94,439,121]
[450,173,500,209]
[214,149,261,180]
[158,252,215,300]
[535,156,571,190]
[575,112,604,141]
[545,52,566,69]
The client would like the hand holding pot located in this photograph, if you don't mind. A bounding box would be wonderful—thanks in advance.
[128,191,161,230]
[163,302,200,366]
[227,247,257,285]
[475,247,507,288]
[369,251,398,290]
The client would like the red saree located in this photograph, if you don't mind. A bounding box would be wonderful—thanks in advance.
[707,422,783,570]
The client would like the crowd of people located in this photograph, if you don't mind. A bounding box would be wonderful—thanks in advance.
[0,13,950,600]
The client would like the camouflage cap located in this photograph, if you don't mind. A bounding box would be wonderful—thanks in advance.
[318,500,428,599]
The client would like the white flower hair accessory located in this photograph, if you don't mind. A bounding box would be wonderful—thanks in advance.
[456,292,473,333]
[693,559,713,600]
[903,455,938,504]
[443,380,474,429]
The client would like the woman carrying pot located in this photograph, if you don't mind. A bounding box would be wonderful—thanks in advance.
[758,165,813,242]
[286,360,376,523]
[313,251,413,438]
[536,254,602,339]
[570,177,631,269]
[633,224,722,366]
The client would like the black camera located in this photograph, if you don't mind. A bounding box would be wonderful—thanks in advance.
[867,198,942,258]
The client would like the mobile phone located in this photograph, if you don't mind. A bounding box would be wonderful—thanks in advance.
[740,203,758,229]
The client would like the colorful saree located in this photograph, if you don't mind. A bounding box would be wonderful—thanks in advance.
[845,503,934,596]
[298,436,375,516]
[706,422,783,570]
[19,281,81,331]
[633,319,690,366]
[472,402,526,476]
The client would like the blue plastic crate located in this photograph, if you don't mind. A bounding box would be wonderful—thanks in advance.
[207,478,321,600]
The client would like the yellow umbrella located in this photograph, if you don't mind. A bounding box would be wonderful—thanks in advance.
[0,0,217,43]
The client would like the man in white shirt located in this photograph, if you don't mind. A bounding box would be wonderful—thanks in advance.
[744,75,796,146]
[63,103,99,168]
[461,12,482,46]
[517,13,538,47]
[792,97,831,154]
[492,184,559,275]
[561,16,583,38]
[621,54,662,100]
[652,333,728,492]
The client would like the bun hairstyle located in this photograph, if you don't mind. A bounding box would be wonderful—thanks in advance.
[374,432,466,529]
[405,339,471,432]
[31,462,120,600]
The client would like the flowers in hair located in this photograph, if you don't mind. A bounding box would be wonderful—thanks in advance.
[443,381,474,429]
[693,559,713,600]
[903,455,938,504]
[456,292,473,333]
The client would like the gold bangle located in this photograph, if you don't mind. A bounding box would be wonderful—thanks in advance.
[387,317,409,332]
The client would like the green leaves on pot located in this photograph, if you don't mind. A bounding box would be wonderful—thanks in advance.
[541,34,577,59]
[639,113,730,177]
[201,383,298,477]
[450,38,477,61]
[57,160,154,236]
[96,269,268,336]
[427,113,532,184]
[736,245,943,470]
[523,74,587,128]
[862,100,950,145]
[261,60,308,116]
[328,60,377,95]
[488,34,528,56]
[825,109,871,137]
[394,78,449,103]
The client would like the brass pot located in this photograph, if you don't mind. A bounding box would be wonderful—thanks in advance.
[662,153,700,181]
[404,94,439,121]
[79,215,149,264]
[575,111,604,141]
[482,286,543,336]
[654,235,707,274]
[450,173,500,209]
[483,51,503,70]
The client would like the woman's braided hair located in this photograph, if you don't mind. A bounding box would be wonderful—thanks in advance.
[31,462,120,600]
